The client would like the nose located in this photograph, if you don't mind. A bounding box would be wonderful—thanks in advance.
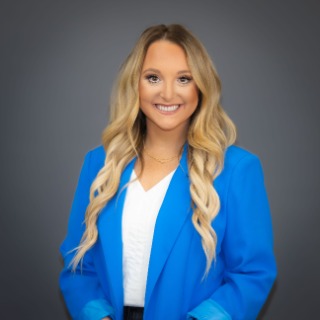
[160,81,175,101]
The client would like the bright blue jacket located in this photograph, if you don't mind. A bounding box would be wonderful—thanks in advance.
[60,144,277,320]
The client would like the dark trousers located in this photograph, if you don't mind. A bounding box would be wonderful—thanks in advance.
[123,306,144,320]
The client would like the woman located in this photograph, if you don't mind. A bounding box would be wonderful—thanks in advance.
[60,24,277,320]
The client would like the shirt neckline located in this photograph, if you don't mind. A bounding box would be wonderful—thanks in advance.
[131,169,176,194]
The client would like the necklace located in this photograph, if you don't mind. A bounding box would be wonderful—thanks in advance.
[143,146,181,164]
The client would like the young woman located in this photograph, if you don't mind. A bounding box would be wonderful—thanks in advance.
[60,24,277,320]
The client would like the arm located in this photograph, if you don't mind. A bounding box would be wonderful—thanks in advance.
[60,151,115,320]
[188,154,277,320]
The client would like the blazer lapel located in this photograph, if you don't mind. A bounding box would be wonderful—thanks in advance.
[97,157,136,316]
[144,144,192,307]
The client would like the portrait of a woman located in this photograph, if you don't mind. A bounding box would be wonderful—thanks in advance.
[60,24,277,320]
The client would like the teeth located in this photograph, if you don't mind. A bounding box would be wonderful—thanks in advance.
[156,104,180,112]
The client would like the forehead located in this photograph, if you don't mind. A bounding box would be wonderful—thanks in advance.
[142,40,190,71]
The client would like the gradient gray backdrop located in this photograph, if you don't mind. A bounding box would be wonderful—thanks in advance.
[1,1,319,319]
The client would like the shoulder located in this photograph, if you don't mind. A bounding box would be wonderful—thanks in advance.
[86,144,106,161]
[215,145,267,207]
[83,145,106,179]
[225,145,259,165]
[224,145,261,173]
[217,145,263,185]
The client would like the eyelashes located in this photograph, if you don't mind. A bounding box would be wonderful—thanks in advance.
[146,74,160,84]
[144,74,193,85]
[178,75,193,84]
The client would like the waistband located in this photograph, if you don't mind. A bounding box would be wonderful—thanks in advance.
[123,306,144,320]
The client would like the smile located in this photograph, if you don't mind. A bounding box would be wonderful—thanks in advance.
[154,104,180,112]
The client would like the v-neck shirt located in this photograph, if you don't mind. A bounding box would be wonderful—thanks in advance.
[122,169,176,307]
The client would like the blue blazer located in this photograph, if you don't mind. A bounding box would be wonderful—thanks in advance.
[60,144,277,320]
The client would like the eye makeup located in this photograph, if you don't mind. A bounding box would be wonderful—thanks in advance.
[177,75,193,84]
[145,74,160,84]
[144,74,193,85]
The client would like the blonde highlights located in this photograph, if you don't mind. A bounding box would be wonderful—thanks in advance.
[71,24,236,275]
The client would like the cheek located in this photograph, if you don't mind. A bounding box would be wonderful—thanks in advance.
[187,86,199,106]
[139,81,154,102]
[138,81,145,100]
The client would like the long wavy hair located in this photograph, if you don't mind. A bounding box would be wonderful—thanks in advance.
[71,24,236,275]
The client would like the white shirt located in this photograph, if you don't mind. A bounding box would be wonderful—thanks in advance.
[122,169,175,307]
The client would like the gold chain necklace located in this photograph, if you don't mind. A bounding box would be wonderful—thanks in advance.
[143,146,181,164]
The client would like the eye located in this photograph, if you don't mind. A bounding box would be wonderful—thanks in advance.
[146,74,160,84]
[178,75,193,84]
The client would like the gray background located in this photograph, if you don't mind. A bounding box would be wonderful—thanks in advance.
[1,0,319,319]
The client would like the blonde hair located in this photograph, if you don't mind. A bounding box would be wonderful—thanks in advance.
[71,24,236,275]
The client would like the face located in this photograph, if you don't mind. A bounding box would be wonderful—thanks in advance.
[139,40,199,137]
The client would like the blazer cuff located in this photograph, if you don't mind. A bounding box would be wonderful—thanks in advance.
[76,299,115,320]
[187,299,232,320]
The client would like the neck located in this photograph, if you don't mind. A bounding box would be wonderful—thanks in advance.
[143,127,187,155]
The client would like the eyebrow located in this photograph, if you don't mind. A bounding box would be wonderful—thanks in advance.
[141,68,192,75]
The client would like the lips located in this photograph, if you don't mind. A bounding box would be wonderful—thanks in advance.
[154,104,180,112]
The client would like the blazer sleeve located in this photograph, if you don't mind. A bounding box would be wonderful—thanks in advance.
[187,154,277,320]
[59,151,115,320]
